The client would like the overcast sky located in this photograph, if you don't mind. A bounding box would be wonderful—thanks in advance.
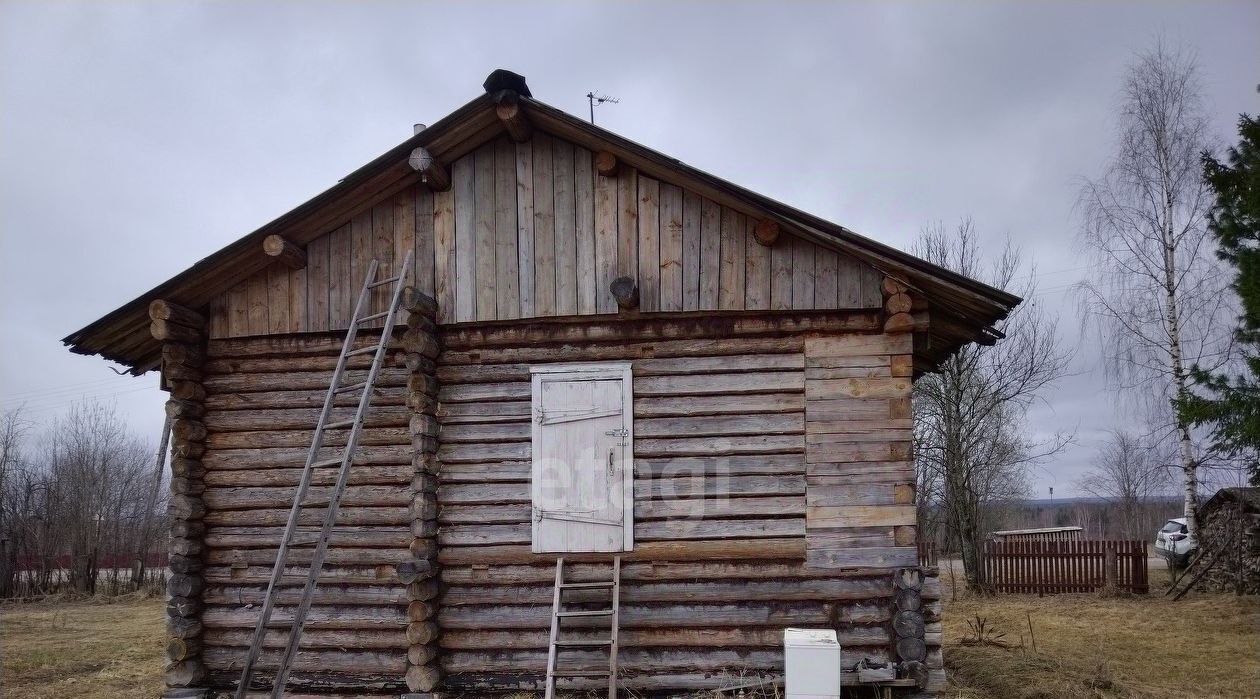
[2,1,1257,496]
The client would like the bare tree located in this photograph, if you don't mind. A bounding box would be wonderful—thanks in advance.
[0,408,32,597]
[1076,40,1232,538]
[914,219,1073,588]
[1076,431,1165,539]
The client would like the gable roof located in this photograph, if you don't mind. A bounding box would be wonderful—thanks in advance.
[63,71,1019,374]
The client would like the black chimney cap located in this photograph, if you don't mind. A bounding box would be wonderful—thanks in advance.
[483,69,531,99]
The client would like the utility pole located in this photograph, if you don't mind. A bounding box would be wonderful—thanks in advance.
[586,91,619,125]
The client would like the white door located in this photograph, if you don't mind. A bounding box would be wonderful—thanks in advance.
[531,364,633,553]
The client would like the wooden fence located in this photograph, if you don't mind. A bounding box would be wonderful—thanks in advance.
[980,539,1149,594]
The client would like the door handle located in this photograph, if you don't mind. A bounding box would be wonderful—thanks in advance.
[608,448,615,477]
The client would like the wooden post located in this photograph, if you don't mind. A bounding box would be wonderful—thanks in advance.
[150,308,209,696]
[400,287,442,694]
[262,234,307,269]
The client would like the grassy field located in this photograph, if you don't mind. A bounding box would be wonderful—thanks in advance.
[0,594,165,699]
[1,581,1256,698]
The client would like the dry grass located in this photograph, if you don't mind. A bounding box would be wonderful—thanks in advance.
[1,571,1256,699]
[0,594,165,699]
[940,559,1260,699]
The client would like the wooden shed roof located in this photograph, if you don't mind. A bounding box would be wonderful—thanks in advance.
[63,71,1019,374]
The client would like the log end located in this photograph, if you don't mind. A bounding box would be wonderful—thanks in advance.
[595,151,620,178]
[610,276,639,310]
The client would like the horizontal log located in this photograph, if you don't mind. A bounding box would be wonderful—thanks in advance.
[635,474,805,499]
[638,495,804,521]
[203,368,409,394]
[806,377,911,401]
[441,335,806,367]
[202,647,404,674]
[204,386,408,411]
[440,313,879,351]
[441,668,897,692]
[203,405,410,433]
[806,441,911,463]
[203,445,411,471]
[205,426,408,450]
[437,442,529,465]
[439,482,529,505]
[636,372,803,396]
[635,435,802,457]
[637,413,803,438]
[204,526,410,549]
[207,332,400,359]
[204,463,412,488]
[637,517,804,541]
[202,604,408,630]
[635,454,804,478]
[203,627,407,650]
[805,365,892,379]
[806,546,919,569]
[807,504,916,528]
[438,538,805,565]
[202,506,409,528]
[203,484,410,510]
[806,483,897,507]
[440,460,530,483]
[150,299,206,328]
[441,625,889,650]
[204,352,385,375]
[435,353,803,384]
[440,560,918,586]
[262,234,307,269]
[806,526,896,549]
[806,427,912,444]
[152,319,203,343]
[437,400,530,424]
[438,600,833,630]
[163,343,206,368]
[635,393,805,418]
[204,547,414,567]
[805,334,911,358]
[203,584,409,606]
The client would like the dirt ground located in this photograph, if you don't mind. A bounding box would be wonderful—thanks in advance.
[1,572,1257,699]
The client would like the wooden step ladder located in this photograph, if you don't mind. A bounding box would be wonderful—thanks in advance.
[234,252,414,699]
[545,556,621,699]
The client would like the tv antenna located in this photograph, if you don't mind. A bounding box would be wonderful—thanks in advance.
[586,91,619,125]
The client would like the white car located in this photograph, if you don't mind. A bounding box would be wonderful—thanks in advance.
[1154,517,1197,567]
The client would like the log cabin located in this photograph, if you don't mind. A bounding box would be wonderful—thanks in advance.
[63,70,1019,698]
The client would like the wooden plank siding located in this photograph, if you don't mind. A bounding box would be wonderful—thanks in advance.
[205,133,882,338]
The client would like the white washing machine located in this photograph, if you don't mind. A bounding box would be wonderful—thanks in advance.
[783,627,842,699]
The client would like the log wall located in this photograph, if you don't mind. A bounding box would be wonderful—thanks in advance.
[432,316,932,694]
[198,332,415,695]
[204,133,884,337]
[191,312,941,695]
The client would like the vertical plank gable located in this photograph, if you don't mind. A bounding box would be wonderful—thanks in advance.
[698,197,721,310]
[745,216,771,310]
[617,168,639,282]
[515,141,535,318]
[434,186,456,323]
[681,190,702,312]
[532,134,556,316]
[473,142,498,321]
[452,152,477,323]
[594,165,618,315]
[791,237,815,311]
[328,222,353,328]
[415,187,436,297]
[494,138,520,320]
[637,175,661,312]
[718,207,746,310]
[552,139,578,316]
[305,233,330,332]
[574,146,598,315]
[659,183,684,312]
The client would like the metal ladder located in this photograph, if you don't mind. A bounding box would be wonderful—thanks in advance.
[234,251,414,699]
[544,556,621,699]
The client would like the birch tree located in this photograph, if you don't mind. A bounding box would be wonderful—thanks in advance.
[1076,40,1231,537]
[914,220,1072,587]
